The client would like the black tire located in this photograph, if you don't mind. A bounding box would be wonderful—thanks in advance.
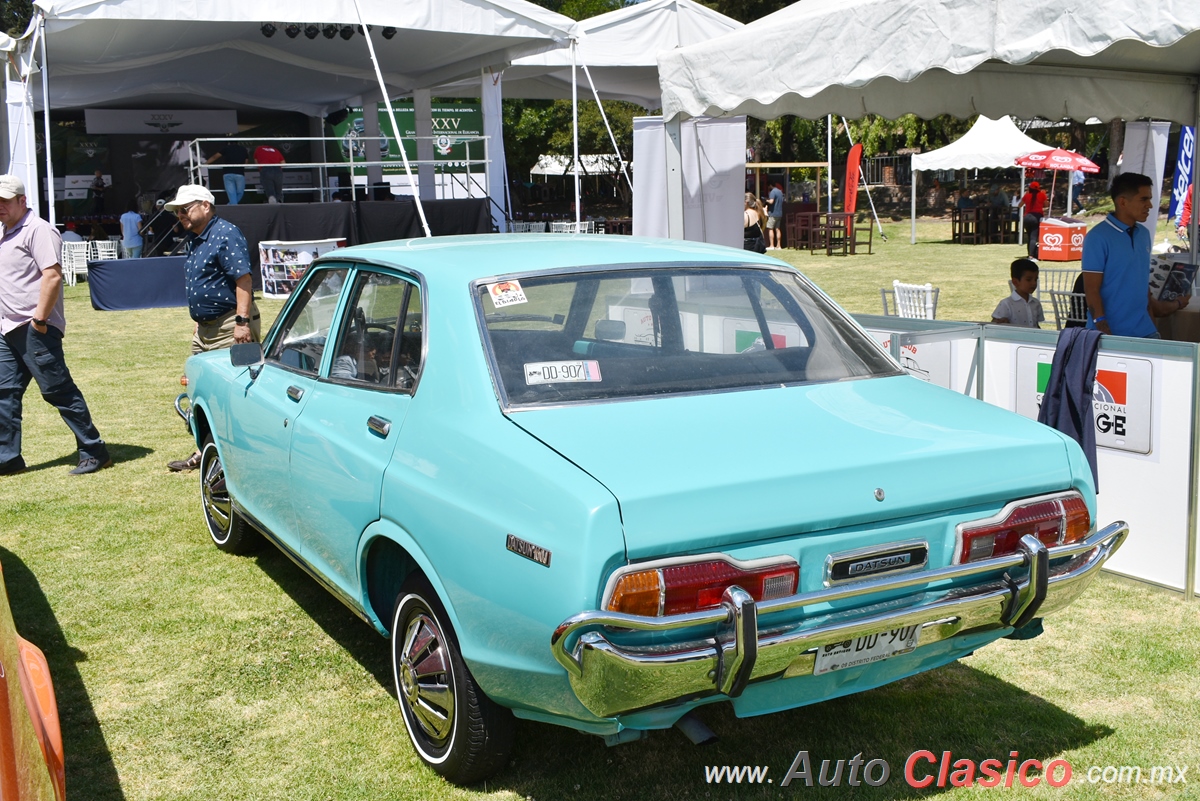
[199,437,262,554]
[392,574,514,784]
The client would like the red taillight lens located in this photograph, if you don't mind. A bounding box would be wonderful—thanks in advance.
[606,558,798,616]
[957,493,1091,563]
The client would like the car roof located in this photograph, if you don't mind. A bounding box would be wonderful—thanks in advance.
[322,234,787,290]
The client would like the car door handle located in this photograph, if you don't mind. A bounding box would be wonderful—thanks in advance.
[367,416,391,438]
[286,385,304,402]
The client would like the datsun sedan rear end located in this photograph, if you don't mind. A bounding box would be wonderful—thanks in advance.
[184,235,1124,785]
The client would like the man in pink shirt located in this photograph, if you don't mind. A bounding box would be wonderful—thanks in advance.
[0,175,110,475]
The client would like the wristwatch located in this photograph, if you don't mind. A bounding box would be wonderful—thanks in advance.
[234,315,250,325]
[31,318,47,326]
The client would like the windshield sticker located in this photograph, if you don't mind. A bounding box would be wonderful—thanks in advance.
[487,280,528,308]
[524,360,603,385]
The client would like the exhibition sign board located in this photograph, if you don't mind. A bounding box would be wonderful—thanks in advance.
[854,315,980,396]
[981,325,1197,595]
[331,103,483,175]
[847,316,1199,598]
[259,239,346,298]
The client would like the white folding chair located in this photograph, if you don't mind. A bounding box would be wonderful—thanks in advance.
[1037,267,1080,302]
[528,222,546,233]
[892,280,939,319]
[61,241,90,286]
[1048,290,1088,330]
[91,240,118,261]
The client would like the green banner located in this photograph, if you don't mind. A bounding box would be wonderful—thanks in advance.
[331,103,483,175]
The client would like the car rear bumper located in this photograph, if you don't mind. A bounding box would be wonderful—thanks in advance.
[550,522,1127,718]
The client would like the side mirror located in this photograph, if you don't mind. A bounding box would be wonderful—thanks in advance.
[230,342,264,368]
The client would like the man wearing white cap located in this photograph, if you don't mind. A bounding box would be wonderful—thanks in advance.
[0,175,111,475]
[164,184,260,471]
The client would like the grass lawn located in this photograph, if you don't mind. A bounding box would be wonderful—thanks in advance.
[1,221,1197,799]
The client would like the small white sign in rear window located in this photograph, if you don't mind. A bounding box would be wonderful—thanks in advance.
[487,280,528,307]
[524,360,603,385]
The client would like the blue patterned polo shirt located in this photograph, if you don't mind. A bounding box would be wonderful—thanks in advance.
[183,216,251,322]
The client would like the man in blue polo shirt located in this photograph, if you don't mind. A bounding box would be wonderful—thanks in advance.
[1082,172,1188,337]
[163,184,261,471]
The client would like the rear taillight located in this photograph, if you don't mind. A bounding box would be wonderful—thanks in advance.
[606,557,798,616]
[956,493,1091,563]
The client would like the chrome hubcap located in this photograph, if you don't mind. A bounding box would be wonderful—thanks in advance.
[399,611,455,742]
[201,447,231,537]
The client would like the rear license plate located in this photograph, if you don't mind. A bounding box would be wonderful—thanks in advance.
[813,625,921,675]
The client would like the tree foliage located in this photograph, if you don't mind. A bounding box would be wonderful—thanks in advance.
[2,0,33,37]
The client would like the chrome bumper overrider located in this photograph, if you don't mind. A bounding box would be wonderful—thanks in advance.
[551,523,1127,718]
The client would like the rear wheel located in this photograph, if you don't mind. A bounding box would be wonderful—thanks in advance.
[199,437,261,554]
[392,574,514,784]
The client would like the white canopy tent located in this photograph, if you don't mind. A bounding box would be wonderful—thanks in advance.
[659,1,1200,125]
[654,0,1200,247]
[909,115,1047,243]
[4,0,574,227]
[26,0,575,116]
[437,0,742,109]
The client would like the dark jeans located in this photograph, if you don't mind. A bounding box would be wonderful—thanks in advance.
[260,166,283,202]
[0,324,107,469]
[1023,212,1043,257]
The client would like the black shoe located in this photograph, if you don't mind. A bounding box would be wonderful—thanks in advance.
[0,457,26,476]
[167,452,202,472]
[70,456,112,475]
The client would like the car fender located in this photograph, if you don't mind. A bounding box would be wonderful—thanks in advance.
[356,518,457,638]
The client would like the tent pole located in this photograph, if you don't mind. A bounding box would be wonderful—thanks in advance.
[911,163,917,244]
[581,63,633,193]
[571,38,581,226]
[1018,170,1025,247]
[350,0,430,237]
[841,116,885,239]
[38,14,54,225]
[826,115,833,214]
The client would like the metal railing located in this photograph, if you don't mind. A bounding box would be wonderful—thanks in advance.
[186,135,491,203]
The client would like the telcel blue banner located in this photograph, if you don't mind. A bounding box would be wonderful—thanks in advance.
[1169,125,1194,222]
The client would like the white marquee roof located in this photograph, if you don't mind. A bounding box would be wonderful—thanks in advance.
[911,115,1047,171]
[658,0,1200,124]
[439,0,741,109]
[28,0,576,116]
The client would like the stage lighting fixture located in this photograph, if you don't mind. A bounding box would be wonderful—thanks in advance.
[340,25,355,40]
[260,22,277,38]
[382,27,397,39]
[322,24,338,39]
[304,24,320,39]
[285,23,301,38]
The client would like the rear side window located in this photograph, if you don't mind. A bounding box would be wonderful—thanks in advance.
[477,266,897,406]
[327,271,422,391]
[267,268,348,374]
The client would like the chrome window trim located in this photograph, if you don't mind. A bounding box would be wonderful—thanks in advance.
[601,552,799,613]
[470,261,902,412]
[823,539,929,587]
[304,257,429,397]
[951,490,1087,565]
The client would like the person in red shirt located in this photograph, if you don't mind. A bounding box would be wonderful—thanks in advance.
[1176,183,1192,239]
[254,144,286,204]
[1020,180,1047,258]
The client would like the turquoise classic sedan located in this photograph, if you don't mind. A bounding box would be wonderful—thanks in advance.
[183,234,1126,784]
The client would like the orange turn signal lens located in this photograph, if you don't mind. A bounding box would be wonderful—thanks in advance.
[1061,494,1091,545]
[607,569,662,616]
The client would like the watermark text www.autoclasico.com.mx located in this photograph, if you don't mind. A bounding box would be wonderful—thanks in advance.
[703,751,1190,788]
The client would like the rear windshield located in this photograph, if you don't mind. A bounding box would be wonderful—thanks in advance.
[476,265,898,406]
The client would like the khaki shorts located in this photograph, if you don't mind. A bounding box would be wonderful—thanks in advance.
[192,303,262,355]
[765,216,782,230]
